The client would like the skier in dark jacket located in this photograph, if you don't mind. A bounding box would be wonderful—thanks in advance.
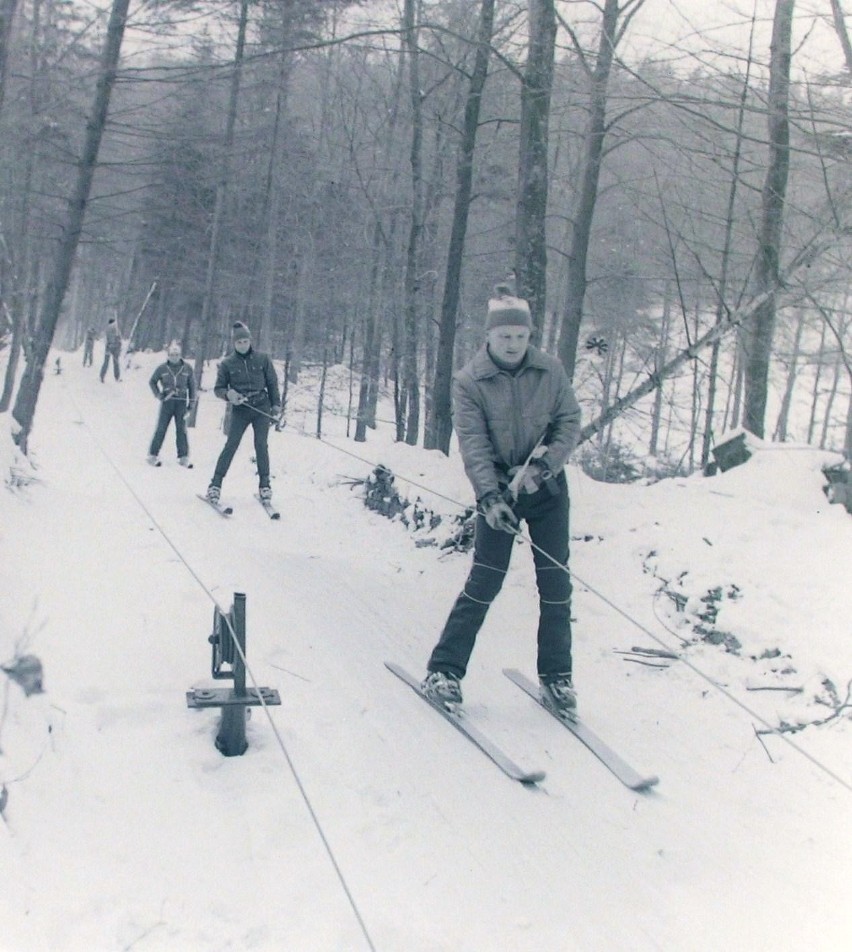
[83,327,96,366]
[147,342,197,467]
[100,318,122,382]
[422,286,582,717]
[206,322,281,503]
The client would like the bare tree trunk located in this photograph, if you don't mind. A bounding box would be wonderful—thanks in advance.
[316,346,329,439]
[743,0,794,437]
[702,20,755,464]
[729,333,746,430]
[190,0,249,423]
[12,0,131,450]
[401,0,423,445]
[773,309,805,441]
[515,0,556,337]
[258,61,291,355]
[353,54,406,444]
[392,304,404,442]
[649,286,671,456]
[354,229,388,442]
[828,0,852,73]
[689,300,702,472]
[0,0,20,115]
[288,240,311,381]
[820,350,842,449]
[0,303,23,412]
[845,388,852,457]
[428,0,495,454]
[557,0,644,379]
[807,319,828,444]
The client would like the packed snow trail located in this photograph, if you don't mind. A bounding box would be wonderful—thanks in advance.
[1,353,850,951]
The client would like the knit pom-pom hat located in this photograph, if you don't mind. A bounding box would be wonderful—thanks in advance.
[486,284,531,330]
[232,321,251,343]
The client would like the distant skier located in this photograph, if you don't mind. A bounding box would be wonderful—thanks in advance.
[82,326,96,366]
[205,322,281,504]
[99,318,122,382]
[422,285,582,716]
[147,341,197,467]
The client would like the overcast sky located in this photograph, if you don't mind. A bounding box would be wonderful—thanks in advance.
[625,0,846,76]
[115,0,848,79]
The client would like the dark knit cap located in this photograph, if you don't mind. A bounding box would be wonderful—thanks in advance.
[232,322,251,342]
[486,284,531,330]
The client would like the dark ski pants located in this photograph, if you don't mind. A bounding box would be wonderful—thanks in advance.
[100,350,120,381]
[428,475,573,681]
[211,405,271,488]
[83,343,94,366]
[149,400,189,458]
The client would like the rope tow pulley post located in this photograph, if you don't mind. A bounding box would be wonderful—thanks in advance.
[186,592,281,756]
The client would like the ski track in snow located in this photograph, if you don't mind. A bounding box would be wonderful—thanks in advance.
[0,352,850,951]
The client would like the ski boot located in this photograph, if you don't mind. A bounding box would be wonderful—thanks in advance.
[540,674,577,719]
[422,671,463,710]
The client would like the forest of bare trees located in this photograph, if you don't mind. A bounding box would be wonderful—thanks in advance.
[0,0,850,470]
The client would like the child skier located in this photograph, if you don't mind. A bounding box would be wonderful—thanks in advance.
[147,342,197,467]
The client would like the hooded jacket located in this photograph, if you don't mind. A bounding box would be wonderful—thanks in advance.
[452,344,582,501]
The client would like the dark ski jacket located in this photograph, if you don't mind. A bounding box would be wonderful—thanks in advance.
[452,344,582,501]
[105,322,122,353]
[149,359,197,404]
[214,348,280,409]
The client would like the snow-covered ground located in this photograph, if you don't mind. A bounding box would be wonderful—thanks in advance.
[1,349,850,952]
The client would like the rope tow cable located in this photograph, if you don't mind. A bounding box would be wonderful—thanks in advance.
[64,387,378,952]
[284,426,852,796]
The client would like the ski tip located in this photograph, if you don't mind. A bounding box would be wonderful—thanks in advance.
[631,775,660,792]
[521,770,547,785]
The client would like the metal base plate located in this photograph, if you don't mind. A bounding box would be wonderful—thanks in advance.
[186,687,281,709]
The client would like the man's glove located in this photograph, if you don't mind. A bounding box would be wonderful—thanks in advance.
[271,405,283,430]
[479,492,518,533]
[226,388,247,405]
[508,458,554,496]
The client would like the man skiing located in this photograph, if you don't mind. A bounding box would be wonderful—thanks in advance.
[206,322,281,504]
[147,341,197,467]
[422,285,582,717]
[99,318,122,382]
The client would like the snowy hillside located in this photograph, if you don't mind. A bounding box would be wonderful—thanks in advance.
[1,349,850,952]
